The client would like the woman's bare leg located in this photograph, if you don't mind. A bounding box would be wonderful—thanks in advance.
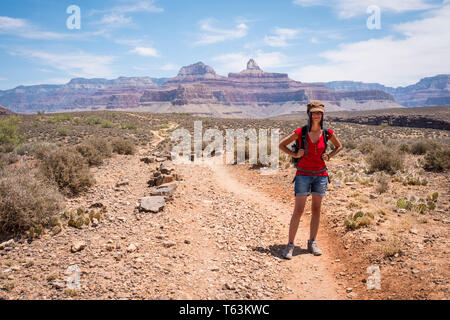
[288,195,308,243]
[309,193,324,241]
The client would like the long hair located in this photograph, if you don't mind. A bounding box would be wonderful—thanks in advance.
[307,112,324,131]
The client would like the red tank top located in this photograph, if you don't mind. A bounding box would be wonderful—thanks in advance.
[293,127,334,176]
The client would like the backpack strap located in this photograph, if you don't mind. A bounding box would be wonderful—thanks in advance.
[301,125,309,156]
[322,128,329,155]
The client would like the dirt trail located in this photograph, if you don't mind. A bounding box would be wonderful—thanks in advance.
[204,159,342,299]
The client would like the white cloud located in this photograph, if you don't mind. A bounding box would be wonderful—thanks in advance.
[264,27,302,47]
[129,46,160,57]
[195,19,248,45]
[293,0,437,18]
[0,16,69,40]
[0,77,6,81]
[290,3,450,86]
[111,0,164,14]
[11,50,116,78]
[94,0,163,27]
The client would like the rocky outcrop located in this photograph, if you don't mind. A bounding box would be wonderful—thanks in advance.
[324,75,450,107]
[0,77,162,113]
[139,60,398,113]
[0,105,15,115]
[327,106,450,130]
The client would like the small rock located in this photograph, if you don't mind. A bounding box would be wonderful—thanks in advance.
[50,279,65,290]
[163,240,176,248]
[223,283,235,290]
[89,202,105,209]
[139,196,165,213]
[114,252,122,261]
[71,241,86,253]
[116,181,129,187]
[370,194,378,199]
[0,239,14,250]
[127,244,137,253]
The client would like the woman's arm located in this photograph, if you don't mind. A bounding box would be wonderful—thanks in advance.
[322,134,343,160]
[279,132,304,158]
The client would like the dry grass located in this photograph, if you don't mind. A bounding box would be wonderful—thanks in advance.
[40,147,95,196]
[0,166,65,239]
[366,145,404,174]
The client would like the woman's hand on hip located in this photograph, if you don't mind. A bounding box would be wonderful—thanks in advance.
[321,154,330,161]
[293,149,305,158]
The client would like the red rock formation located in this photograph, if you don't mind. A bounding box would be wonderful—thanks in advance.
[0,105,15,115]
[139,59,396,109]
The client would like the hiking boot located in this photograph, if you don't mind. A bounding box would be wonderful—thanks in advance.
[282,242,294,260]
[307,240,322,256]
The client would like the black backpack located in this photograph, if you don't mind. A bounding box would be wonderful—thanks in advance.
[291,125,330,183]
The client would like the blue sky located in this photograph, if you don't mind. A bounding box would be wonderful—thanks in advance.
[0,0,449,90]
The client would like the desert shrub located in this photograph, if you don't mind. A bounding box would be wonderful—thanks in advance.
[86,117,102,125]
[121,122,138,130]
[344,211,374,230]
[398,143,410,153]
[57,127,70,136]
[76,144,104,166]
[76,137,112,166]
[341,139,357,150]
[366,145,404,174]
[0,152,19,168]
[423,147,450,172]
[0,116,25,147]
[40,147,94,195]
[410,140,432,155]
[101,121,115,128]
[0,166,64,238]
[111,138,136,155]
[14,141,58,159]
[375,173,389,194]
[357,139,377,154]
[382,237,401,257]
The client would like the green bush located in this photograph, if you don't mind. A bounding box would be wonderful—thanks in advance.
[101,121,115,128]
[40,147,95,196]
[57,127,70,136]
[121,122,138,130]
[0,166,64,238]
[0,116,25,147]
[86,117,102,126]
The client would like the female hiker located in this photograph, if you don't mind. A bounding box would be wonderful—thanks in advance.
[278,100,342,259]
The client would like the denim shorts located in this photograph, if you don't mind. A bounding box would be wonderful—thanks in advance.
[294,175,328,197]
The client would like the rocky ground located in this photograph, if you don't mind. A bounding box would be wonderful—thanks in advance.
[0,115,449,300]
